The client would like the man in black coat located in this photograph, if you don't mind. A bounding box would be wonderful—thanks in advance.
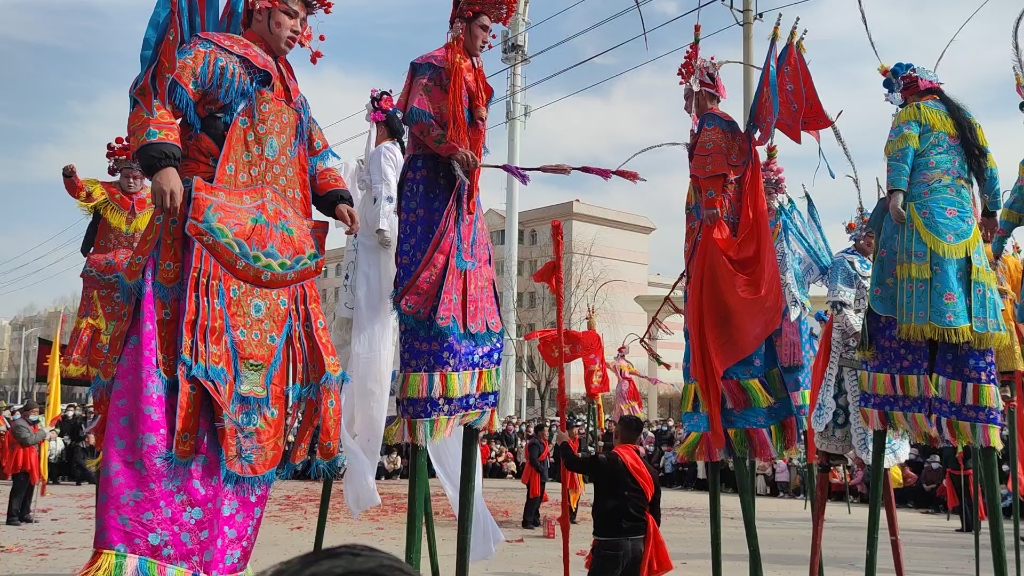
[521,422,551,529]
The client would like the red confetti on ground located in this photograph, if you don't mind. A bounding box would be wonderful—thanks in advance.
[576,549,588,557]
[1,547,24,554]
[35,553,49,557]
[507,538,524,544]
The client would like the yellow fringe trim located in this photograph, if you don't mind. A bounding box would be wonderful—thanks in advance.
[886,102,990,154]
[885,132,920,156]
[79,179,109,206]
[895,261,931,279]
[972,264,997,286]
[907,203,980,259]
[61,362,93,378]
[895,321,1009,349]
[79,549,253,576]
[1002,207,1024,226]
[78,179,153,235]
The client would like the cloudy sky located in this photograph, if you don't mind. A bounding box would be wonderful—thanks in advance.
[0,0,1021,317]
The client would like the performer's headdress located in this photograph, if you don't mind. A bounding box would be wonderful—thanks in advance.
[246,0,336,64]
[1012,7,1024,112]
[761,144,786,197]
[879,63,941,107]
[677,24,726,100]
[105,137,140,177]
[368,89,402,123]
[450,0,517,29]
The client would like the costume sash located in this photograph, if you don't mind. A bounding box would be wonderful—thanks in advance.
[946,467,987,521]
[806,315,834,455]
[586,445,672,576]
[521,440,550,500]
[565,439,584,498]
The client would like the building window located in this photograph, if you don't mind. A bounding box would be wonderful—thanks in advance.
[333,287,340,301]
[516,356,524,373]
[495,260,505,277]
[516,324,526,338]
[518,229,525,245]
[528,259,538,275]
[335,263,343,277]
[527,292,536,309]
[491,230,505,246]
[529,229,538,245]
[527,355,537,372]
[321,289,327,301]
[517,260,525,276]
[517,292,524,307]
[527,322,536,333]
[322,268,329,279]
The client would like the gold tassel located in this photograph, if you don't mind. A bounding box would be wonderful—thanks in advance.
[884,132,920,156]
[907,204,980,260]
[895,261,931,279]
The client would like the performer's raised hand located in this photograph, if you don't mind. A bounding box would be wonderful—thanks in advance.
[452,149,480,173]
[334,204,360,235]
[377,229,392,249]
[62,164,77,179]
[152,166,184,215]
[888,190,907,224]
[702,207,721,227]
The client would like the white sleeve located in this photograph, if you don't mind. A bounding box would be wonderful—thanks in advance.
[371,144,401,234]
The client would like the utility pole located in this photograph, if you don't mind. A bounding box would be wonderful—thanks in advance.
[500,0,530,420]
[742,0,755,124]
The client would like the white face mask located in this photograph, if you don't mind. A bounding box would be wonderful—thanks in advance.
[931,462,941,470]
[12,414,21,420]
[27,415,40,423]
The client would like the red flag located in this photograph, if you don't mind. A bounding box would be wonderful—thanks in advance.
[774,37,804,144]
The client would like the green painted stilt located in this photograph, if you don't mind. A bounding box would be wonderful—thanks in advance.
[864,430,887,576]
[843,464,852,515]
[455,426,479,576]
[1010,374,1021,576]
[709,462,723,576]
[975,447,982,576]
[734,456,764,576]
[424,486,441,576]
[982,446,1010,576]
[313,477,333,551]
[405,445,428,569]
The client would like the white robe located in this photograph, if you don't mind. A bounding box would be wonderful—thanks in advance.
[339,140,401,518]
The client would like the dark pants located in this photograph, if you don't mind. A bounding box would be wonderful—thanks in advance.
[6,472,34,521]
[588,537,645,576]
[569,499,578,523]
[523,482,545,526]
[951,472,974,532]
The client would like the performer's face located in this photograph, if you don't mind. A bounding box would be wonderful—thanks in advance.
[119,168,146,194]
[855,230,875,258]
[253,1,308,57]
[459,14,493,58]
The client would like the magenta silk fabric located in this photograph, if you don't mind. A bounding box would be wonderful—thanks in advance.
[93,262,268,575]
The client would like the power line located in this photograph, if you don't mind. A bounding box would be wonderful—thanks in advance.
[0,234,83,278]
[0,216,87,272]
[489,21,741,131]
[0,249,82,289]
[319,0,592,133]
[492,0,717,106]
[0,262,84,297]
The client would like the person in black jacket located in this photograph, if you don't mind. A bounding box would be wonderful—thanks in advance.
[521,422,550,529]
[556,414,662,576]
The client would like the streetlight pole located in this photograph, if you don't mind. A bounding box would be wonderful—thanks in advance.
[742,0,755,124]
[17,326,42,405]
[500,0,531,420]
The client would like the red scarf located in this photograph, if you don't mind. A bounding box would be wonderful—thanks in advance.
[806,315,834,455]
[565,438,584,495]
[521,439,550,500]
[585,445,672,576]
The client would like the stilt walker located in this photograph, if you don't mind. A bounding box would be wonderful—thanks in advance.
[806,125,909,576]
[83,1,355,573]
[855,48,1009,576]
[662,19,794,575]
[386,2,518,572]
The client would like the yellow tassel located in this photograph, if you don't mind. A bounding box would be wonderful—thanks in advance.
[884,132,919,156]
[95,200,153,234]
[907,204,980,259]
[895,261,931,279]
[896,322,974,345]
[972,264,997,286]
[79,179,108,206]
[1002,207,1024,226]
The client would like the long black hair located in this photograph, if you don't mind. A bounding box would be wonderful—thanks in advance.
[930,89,989,190]
[370,90,406,155]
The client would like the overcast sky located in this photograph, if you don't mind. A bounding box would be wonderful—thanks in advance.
[1,0,1021,317]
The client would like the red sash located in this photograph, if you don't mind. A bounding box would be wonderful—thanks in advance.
[565,439,584,495]
[806,316,834,455]
[521,439,550,500]
[5,423,41,485]
[946,467,987,521]
[595,445,672,576]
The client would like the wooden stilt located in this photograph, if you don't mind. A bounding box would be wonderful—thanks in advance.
[805,455,814,511]
[749,457,757,514]
[424,486,441,576]
[844,464,852,515]
[975,447,982,576]
[313,477,333,551]
[1011,373,1022,576]
[709,462,723,576]
[864,430,887,576]
[982,446,1010,576]
[881,468,905,576]
[734,456,764,576]
[455,426,479,576]
[808,453,830,576]
[404,445,428,569]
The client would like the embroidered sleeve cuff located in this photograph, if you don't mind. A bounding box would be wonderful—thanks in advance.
[312,188,354,219]
[136,143,182,179]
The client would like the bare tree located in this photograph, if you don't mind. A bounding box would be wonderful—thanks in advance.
[501,234,611,419]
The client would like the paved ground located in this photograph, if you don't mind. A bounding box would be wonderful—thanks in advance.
[0,479,1005,575]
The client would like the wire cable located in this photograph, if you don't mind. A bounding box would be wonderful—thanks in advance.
[0,261,84,297]
[0,216,87,272]
[0,235,83,278]
[0,249,83,289]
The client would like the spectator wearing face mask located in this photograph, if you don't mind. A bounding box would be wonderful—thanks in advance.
[915,454,944,512]
[6,400,49,526]
[500,423,517,449]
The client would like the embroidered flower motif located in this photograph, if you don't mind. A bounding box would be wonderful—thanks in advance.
[943,292,956,303]
[945,208,958,217]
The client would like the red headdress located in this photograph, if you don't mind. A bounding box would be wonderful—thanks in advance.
[449,0,518,28]
[105,137,140,177]
[247,0,335,64]
[676,25,726,100]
